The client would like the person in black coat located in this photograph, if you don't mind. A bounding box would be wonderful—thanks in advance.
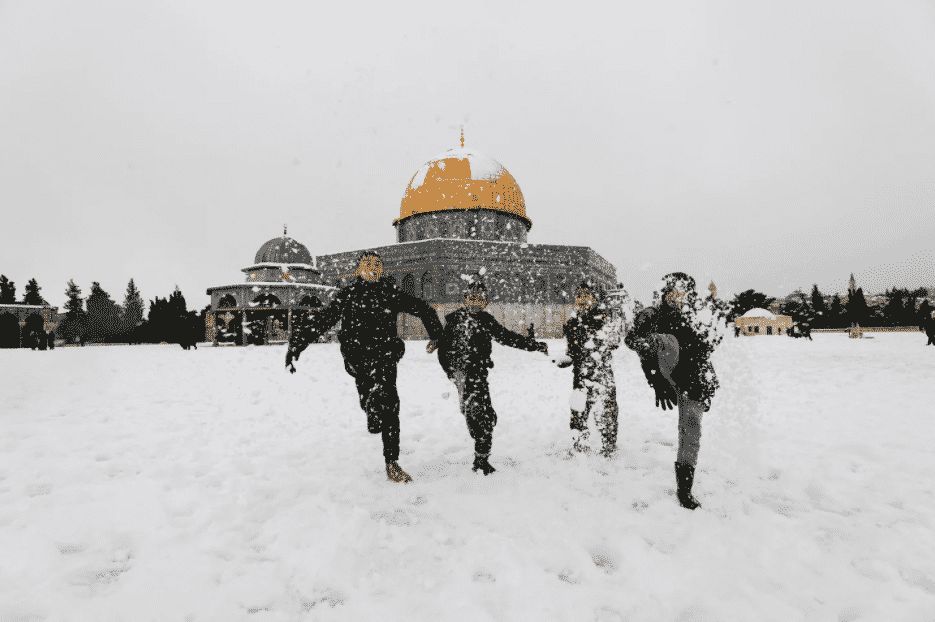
[625,272,725,510]
[286,250,444,483]
[562,281,623,457]
[921,311,935,346]
[437,280,548,475]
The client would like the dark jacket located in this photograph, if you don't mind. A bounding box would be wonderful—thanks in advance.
[625,306,718,410]
[563,306,621,384]
[288,277,444,364]
[438,308,541,377]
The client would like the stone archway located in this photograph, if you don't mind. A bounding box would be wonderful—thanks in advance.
[0,313,19,348]
[23,314,44,350]
[298,295,322,308]
[420,272,433,301]
[402,273,416,298]
[218,294,237,309]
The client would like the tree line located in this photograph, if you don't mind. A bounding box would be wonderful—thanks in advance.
[1,274,208,345]
[726,283,933,329]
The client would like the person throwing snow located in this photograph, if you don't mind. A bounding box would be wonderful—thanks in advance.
[286,250,444,483]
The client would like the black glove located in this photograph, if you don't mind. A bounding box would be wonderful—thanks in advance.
[285,349,297,374]
[651,378,677,411]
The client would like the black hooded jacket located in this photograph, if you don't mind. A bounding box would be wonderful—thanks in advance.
[625,305,718,409]
[287,277,444,364]
[438,308,541,377]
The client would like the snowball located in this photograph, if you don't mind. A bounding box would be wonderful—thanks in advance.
[569,389,587,411]
[479,267,487,275]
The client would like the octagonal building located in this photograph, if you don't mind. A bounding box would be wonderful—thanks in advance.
[312,142,617,339]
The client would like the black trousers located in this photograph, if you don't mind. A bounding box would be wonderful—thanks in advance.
[343,342,404,463]
[927,331,935,346]
[450,369,497,456]
[570,366,619,448]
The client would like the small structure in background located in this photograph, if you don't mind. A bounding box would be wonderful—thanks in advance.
[205,228,338,346]
[0,303,62,349]
[733,308,792,336]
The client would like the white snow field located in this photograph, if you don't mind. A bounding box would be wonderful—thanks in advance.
[1,334,934,622]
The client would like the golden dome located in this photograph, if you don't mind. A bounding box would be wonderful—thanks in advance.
[395,147,530,228]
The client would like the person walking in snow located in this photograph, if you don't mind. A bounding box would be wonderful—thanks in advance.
[625,272,726,510]
[437,280,549,475]
[562,281,624,458]
[286,250,444,483]
[921,311,935,346]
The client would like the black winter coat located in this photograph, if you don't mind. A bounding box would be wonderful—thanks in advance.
[287,277,444,364]
[438,308,541,377]
[563,307,621,386]
[625,306,718,410]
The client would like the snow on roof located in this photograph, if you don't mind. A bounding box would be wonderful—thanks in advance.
[741,308,776,318]
[410,148,505,191]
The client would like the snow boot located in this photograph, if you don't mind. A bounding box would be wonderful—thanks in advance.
[386,461,412,483]
[571,429,591,454]
[674,462,701,510]
[599,443,618,459]
[472,453,496,476]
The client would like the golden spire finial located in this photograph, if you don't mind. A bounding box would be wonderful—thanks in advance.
[460,126,464,148]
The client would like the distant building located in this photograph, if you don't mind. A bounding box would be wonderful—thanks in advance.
[734,308,792,336]
[0,304,62,348]
[204,231,338,345]
[205,137,619,344]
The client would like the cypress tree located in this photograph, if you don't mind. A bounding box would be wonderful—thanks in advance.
[847,287,869,326]
[810,284,827,328]
[0,275,17,304]
[61,280,87,344]
[121,278,145,340]
[86,282,120,343]
[829,294,845,329]
[22,278,45,305]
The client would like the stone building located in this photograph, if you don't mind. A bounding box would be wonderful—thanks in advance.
[734,308,792,336]
[204,138,618,343]
[0,304,62,348]
[204,231,338,345]
[313,142,617,339]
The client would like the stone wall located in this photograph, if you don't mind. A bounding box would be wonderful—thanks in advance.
[315,239,617,306]
[394,210,528,244]
[396,303,578,340]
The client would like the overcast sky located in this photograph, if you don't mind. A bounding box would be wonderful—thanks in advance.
[2,0,934,310]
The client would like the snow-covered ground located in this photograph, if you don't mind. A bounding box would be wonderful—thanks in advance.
[1,333,934,621]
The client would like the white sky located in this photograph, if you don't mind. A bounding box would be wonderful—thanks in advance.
[2,0,934,310]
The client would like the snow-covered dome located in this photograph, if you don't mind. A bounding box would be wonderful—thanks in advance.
[254,236,313,265]
[396,146,530,228]
[741,308,776,318]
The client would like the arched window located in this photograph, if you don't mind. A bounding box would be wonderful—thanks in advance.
[402,273,416,298]
[298,295,322,308]
[420,272,433,301]
[251,293,281,308]
[218,294,237,309]
[0,313,19,349]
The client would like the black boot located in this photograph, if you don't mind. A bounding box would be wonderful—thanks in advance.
[472,453,496,476]
[674,462,701,510]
